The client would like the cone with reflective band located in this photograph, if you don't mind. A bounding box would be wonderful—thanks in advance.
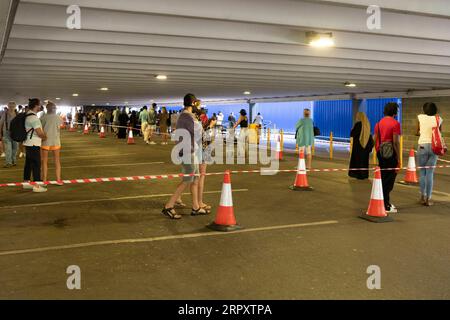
[275,135,283,160]
[399,149,418,185]
[127,128,135,145]
[208,171,242,232]
[69,122,76,132]
[290,150,313,191]
[83,124,89,134]
[360,167,393,223]
[99,126,106,138]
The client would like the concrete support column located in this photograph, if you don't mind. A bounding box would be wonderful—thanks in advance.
[249,101,256,122]
[351,97,367,124]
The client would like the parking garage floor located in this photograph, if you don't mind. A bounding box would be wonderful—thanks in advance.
[0,130,449,299]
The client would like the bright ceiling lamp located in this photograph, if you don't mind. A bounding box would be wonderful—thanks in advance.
[155,75,168,80]
[344,81,357,88]
[306,32,335,48]
[72,93,79,97]
[100,87,109,91]
[55,97,61,100]
[243,91,251,95]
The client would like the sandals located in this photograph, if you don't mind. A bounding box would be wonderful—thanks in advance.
[161,207,182,220]
[200,204,212,213]
[174,200,187,209]
[191,207,209,216]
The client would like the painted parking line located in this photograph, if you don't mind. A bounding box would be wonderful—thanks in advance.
[0,161,164,173]
[0,189,249,210]
[396,183,450,197]
[0,220,338,257]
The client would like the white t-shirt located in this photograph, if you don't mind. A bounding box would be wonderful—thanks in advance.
[216,113,224,125]
[23,112,43,147]
[40,113,62,147]
[254,115,263,125]
[418,114,443,145]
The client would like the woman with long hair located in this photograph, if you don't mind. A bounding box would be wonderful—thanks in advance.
[349,112,374,180]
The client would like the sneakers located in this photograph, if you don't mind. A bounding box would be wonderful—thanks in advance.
[149,141,157,145]
[23,183,34,190]
[33,185,47,193]
[387,203,398,214]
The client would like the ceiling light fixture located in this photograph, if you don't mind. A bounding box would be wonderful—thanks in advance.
[100,87,109,91]
[306,31,335,48]
[55,97,61,100]
[72,93,79,97]
[155,75,168,80]
[243,91,251,95]
[344,82,357,88]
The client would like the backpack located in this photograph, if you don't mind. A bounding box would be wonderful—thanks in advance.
[9,113,34,143]
[431,116,447,156]
[377,123,394,159]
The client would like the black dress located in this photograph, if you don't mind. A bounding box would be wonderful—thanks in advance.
[348,122,374,180]
[118,113,129,139]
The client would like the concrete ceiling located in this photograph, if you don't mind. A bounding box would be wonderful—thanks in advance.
[1,0,450,106]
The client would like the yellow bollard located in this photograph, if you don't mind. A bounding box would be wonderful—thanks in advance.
[329,132,333,160]
[349,137,353,157]
[372,146,377,165]
[312,144,315,156]
[280,129,284,152]
[267,128,271,148]
[296,144,299,154]
[399,135,404,168]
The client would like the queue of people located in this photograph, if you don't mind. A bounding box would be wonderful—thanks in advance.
[349,101,445,211]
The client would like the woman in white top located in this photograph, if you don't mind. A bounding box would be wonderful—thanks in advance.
[416,102,443,206]
[40,101,63,185]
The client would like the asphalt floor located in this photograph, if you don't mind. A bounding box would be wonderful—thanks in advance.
[0,129,449,299]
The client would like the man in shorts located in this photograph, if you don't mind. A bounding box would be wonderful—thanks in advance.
[162,94,207,219]
[146,103,157,145]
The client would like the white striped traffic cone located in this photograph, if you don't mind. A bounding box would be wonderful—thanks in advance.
[127,128,135,145]
[83,124,89,134]
[208,171,241,232]
[290,150,313,191]
[275,134,283,160]
[360,167,393,223]
[399,149,418,185]
[69,122,76,132]
[99,126,106,138]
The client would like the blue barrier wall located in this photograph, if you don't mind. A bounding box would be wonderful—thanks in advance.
[253,101,313,132]
[313,100,353,138]
[365,98,402,133]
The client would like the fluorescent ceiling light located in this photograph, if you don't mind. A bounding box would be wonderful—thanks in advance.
[100,87,109,91]
[155,75,168,80]
[306,32,335,48]
[72,93,79,97]
[55,97,61,100]
[243,91,251,95]
[345,82,357,88]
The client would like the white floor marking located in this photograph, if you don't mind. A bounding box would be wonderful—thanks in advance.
[0,220,337,257]
[0,189,249,210]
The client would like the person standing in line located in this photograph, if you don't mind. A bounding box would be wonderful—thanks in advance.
[0,102,18,168]
[17,105,26,158]
[216,111,224,133]
[40,101,63,185]
[159,107,170,145]
[348,112,374,180]
[373,102,401,213]
[295,109,314,169]
[117,108,129,139]
[162,94,207,219]
[416,102,444,206]
[198,115,217,213]
[139,106,150,143]
[98,109,106,133]
[233,109,249,159]
[23,98,48,193]
[112,107,120,135]
[129,110,139,137]
[170,110,179,136]
[228,112,236,129]
[147,103,157,144]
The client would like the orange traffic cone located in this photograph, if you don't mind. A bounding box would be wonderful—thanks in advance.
[360,167,393,223]
[399,149,418,185]
[99,126,106,138]
[83,124,89,134]
[290,150,313,191]
[275,135,283,160]
[69,122,76,132]
[208,171,242,232]
[127,128,135,145]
